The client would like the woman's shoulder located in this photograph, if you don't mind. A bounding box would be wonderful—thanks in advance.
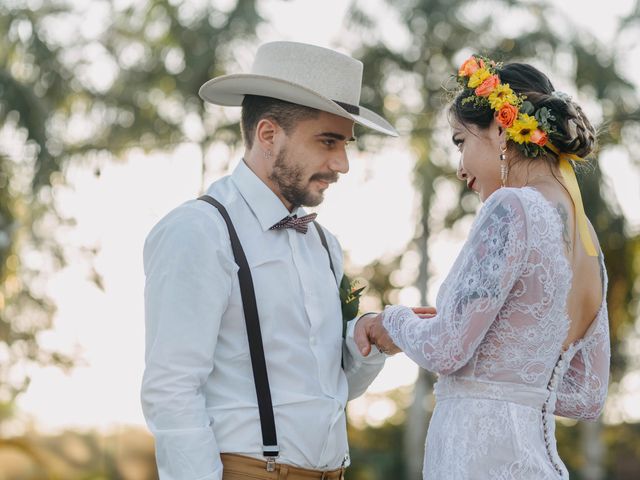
[482,186,557,219]
[465,188,531,263]
[479,187,530,219]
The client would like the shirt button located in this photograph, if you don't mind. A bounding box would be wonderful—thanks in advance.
[310,336,317,346]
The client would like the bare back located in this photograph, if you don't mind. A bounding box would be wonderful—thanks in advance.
[533,183,604,350]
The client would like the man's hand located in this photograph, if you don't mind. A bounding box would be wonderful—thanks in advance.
[354,313,398,356]
[353,306,437,357]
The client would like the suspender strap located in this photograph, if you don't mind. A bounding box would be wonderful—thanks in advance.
[198,195,279,458]
[313,221,336,281]
[314,221,348,356]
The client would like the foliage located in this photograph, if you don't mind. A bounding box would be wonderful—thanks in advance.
[0,0,262,423]
[0,428,158,479]
[340,274,366,323]
[1,0,79,425]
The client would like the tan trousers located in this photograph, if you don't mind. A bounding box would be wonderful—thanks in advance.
[220,453,345,480]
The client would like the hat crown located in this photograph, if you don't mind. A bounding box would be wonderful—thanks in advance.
[251,41,363,106]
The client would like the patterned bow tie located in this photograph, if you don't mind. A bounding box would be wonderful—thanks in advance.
[269,213,318,234]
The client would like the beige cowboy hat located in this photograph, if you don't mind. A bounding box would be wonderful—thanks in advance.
[199,41,398,137]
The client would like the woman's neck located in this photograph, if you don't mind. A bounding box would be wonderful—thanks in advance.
[506,160,563,190]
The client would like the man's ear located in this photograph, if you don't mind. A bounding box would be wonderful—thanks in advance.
[255,118,278,152]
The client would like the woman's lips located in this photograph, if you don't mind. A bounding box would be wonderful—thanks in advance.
[467,177,476,190]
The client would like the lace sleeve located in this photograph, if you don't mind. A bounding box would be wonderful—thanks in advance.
[555,305,610,421]
[383,189,529,375]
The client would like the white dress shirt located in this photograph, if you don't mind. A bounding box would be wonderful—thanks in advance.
[141,160,385,480]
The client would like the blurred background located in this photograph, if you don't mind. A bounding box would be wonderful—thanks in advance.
[1,0,640,478]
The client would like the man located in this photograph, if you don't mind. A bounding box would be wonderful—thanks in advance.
[141,41,398,480]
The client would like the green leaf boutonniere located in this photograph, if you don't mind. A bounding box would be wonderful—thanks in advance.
[339,274,367,323]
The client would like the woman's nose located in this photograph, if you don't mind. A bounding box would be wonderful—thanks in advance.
[456,161,467,181]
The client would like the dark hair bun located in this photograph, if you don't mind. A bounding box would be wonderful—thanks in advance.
[552,99,597,158]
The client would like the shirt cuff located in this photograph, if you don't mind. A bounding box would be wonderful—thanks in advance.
[152,425,223,480]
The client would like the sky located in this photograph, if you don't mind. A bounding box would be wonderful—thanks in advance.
[11,0,640,434]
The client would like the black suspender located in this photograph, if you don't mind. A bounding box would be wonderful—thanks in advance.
[313,221,336,281]
[313,221,347,342]
[198,195,279,460]
[198,195,339,465]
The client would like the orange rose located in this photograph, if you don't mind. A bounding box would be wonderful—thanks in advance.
[530,129,548,146]
[496,103,518,128]
[475,75,500,97]
[459,56,480,76]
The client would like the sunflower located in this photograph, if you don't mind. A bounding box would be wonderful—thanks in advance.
[507,114,539,144]
[488,83,518,110]
[467,68,491,88]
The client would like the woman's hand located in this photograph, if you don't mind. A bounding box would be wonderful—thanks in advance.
[412,306,437,319]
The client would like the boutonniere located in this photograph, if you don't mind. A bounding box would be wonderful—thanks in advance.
[339,274,367,322]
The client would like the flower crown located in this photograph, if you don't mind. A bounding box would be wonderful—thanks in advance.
[456,55,556,158]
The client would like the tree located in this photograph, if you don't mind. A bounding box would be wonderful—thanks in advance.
[0,0,262,429]
[1,1,79,428]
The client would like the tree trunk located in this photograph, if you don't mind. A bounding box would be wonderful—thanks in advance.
[580,420,604,480]
[404,211,432,480]
[403,370,432,479]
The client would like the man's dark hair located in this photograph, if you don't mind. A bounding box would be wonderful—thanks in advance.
[240,95,320,149]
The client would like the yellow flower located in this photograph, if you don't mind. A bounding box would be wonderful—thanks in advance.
[507,114,539,144]
[488,84,518,110]
[468,68,491,88]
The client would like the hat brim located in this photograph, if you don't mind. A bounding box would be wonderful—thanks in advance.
[199,74,398,137]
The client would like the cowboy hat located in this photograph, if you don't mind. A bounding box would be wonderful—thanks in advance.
[199,41,398,137]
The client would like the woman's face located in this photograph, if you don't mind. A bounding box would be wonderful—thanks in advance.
[451,118,505,202]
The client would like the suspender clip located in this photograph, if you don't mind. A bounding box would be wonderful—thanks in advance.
[263,445,279,472]
[266,457,276,472]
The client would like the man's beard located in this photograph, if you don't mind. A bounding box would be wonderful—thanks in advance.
[268,148,338,208]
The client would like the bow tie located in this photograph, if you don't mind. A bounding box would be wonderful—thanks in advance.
[269,213,318,234]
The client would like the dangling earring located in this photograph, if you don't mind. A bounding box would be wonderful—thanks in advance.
[499,144,508,187]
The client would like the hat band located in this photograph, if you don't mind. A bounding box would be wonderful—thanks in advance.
[333,100,360,115]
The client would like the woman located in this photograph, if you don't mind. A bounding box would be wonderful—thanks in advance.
[362,57,610,478]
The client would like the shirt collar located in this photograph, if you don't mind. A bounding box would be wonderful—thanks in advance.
[231,160,306,232]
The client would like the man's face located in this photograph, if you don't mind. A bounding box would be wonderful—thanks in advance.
[268,111,355,208]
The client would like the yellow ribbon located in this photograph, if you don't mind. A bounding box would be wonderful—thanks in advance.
[546,143,598,257]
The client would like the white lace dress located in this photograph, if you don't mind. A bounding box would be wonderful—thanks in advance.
[383,187,610,479]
